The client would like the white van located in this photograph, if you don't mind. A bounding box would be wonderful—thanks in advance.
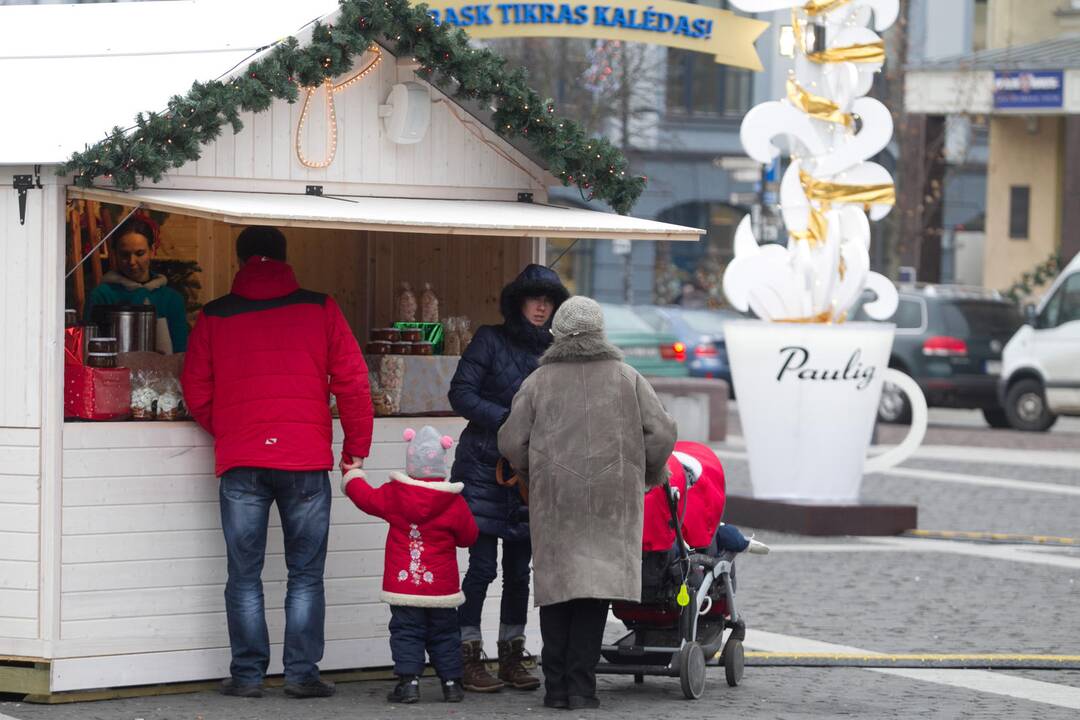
[999,252,1080,431]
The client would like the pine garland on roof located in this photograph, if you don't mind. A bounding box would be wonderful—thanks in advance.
[61,0,646,214]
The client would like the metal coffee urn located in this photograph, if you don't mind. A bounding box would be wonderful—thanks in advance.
[110,305,157,353]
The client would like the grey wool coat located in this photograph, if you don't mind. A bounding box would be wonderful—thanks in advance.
[497,333,678,607]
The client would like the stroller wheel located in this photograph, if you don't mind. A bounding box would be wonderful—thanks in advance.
[721,637,745,687]
[678,641,706,700]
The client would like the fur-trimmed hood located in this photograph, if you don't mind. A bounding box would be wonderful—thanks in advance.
[499,264,570,321]
[498,264,569,355]
[540,331,624,365]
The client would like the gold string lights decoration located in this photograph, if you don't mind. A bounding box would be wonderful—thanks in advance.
[722,0,900,324]
[295,46,383,169]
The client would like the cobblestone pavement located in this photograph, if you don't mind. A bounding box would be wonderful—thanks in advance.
[5,667,1080,720]
[3,409,1079,719]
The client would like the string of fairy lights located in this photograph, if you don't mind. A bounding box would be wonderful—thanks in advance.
[295,45,383,169]
[62,0,647,214]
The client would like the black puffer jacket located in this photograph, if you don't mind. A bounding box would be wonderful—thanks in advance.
[449,264,569,541]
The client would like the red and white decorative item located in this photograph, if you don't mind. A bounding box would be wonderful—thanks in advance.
[64,325,131,421]
[341,426,478,607]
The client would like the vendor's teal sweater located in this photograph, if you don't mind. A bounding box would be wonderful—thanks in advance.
[85,271,189,352]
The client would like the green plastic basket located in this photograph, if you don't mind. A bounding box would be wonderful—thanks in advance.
[394,322,444,354]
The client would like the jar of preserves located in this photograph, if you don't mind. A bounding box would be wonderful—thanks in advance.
[365,341,392,355]
[87,352,117,368]
[370,328,402,342]
[399,327,423,342]
[390,341,412,355]
[87,337,118,355]
[410,341,434,356]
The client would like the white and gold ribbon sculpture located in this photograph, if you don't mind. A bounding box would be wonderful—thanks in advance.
[722,0,900,323]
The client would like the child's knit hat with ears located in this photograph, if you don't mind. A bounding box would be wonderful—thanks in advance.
[404,425,454,479]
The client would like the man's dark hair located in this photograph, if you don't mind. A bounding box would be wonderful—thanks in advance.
[236,226,287,263]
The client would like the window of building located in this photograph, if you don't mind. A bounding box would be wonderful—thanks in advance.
[973,0,988,52]
[664,1,751,117]
[1008,185,1030,239]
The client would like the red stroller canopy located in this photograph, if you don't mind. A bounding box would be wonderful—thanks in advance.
[642,441,727,551]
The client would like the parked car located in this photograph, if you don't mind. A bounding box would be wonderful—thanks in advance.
[852,284,1024,427]
[632,305,742,385]
[999,252,1080,431]
[599,303,689,377]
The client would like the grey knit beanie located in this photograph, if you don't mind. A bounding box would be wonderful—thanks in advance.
[552,296,605,339]
[404,425,454,478]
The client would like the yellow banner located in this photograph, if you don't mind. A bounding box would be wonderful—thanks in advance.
[418,0,770,70]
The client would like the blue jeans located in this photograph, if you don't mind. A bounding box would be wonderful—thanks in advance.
[458,533,532,640]
[219,467,331,686]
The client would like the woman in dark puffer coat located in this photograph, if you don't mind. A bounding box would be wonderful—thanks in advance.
[449,264,568,693]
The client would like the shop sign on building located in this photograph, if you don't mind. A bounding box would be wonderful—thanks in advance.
[422,0,769,70]
[992,70,1064,110]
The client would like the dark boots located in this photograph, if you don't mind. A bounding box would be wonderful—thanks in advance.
[498,636,541,690]
[387,675,420,704]
[441,677,465,702]
[462,639,504,692]
[387,675,464,704]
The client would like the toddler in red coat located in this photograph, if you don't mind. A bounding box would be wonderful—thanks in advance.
[342,425,479,704]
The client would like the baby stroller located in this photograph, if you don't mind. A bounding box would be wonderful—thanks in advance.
[596,443,750,700]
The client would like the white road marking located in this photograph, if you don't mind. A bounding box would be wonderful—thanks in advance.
[768,543,910,553]
[864,536,1080,570]
[719,437,1080,471]
[898,445,1080,471]
[764,536,1080,570]
[872,467,1080,497]
[744,629,1080,710]
[716,448,1080,497]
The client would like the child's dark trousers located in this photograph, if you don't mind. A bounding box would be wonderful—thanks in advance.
[389,605,463,679]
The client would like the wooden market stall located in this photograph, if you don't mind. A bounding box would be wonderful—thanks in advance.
[0,0,700,699]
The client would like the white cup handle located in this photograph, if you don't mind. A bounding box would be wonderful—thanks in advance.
[863,368,928,475]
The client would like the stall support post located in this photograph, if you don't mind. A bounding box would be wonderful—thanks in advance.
[40,180,68,658]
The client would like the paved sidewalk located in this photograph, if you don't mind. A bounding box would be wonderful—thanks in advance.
[4,665,1080,720]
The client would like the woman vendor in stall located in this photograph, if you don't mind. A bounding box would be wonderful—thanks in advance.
[84,216,189,352]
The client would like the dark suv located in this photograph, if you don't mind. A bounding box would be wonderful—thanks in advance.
[853,285,1024,427]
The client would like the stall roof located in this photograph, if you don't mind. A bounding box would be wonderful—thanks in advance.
[0,0,338,165]
[69,187,702,241]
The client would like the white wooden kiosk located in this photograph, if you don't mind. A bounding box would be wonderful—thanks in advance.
[0,0,700,698]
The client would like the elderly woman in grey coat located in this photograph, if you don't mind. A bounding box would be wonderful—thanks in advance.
[497,296,677,710]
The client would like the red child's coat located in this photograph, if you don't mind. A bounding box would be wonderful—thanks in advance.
[343,470,479,607]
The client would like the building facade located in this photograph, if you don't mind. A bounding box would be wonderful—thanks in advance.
[907,0,1080,294]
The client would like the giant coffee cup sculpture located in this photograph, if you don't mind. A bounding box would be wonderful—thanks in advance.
[723,0,925,534]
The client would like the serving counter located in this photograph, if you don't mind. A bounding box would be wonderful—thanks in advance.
[45,416,537,692]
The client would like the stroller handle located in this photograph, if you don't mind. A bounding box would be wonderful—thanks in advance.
[662,480,691,569]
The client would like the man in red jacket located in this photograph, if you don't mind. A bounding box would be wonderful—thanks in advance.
[182,226,373,699]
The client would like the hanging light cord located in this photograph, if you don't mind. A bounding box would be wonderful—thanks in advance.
[65,204,142,279]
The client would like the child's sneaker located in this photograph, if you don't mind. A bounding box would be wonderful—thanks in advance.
[387,675,420,704]
[441,677,464,702]
[747,537,770,555]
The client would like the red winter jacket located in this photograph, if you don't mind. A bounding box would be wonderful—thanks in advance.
[181,258,373,476]
[343,470,479,607]
[642,441,727,551]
